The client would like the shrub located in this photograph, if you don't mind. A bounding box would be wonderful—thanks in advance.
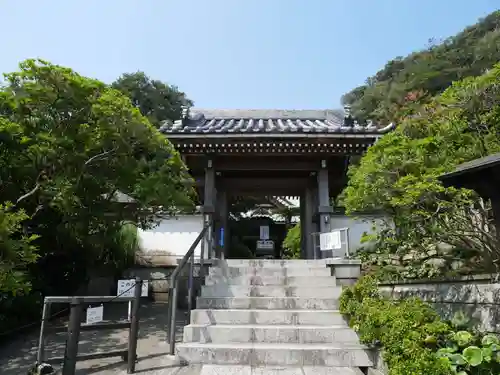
[282,223,301,259]
[340,276,500,375]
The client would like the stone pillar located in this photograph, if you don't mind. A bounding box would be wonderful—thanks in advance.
[203,159,216,259]
[302,186,314,259]
[317,159,332,234]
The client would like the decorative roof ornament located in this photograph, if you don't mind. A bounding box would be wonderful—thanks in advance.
[343,104,355,127]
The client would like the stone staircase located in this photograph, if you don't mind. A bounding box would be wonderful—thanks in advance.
[175,259,374,374]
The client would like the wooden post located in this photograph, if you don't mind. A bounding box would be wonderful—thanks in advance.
[62,298,83,375]
[317,160,332,234]
[203,158,215,259]
[304,186,314,259]
[299,193,306,259]
[36,300,51,364]
[127,277,142,374]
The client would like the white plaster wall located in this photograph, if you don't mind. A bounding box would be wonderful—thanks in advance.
[138,215,204,258]
[330,214,389,254]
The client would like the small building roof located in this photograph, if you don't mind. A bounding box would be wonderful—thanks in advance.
[439,153,500,181]
[159,108,394,136]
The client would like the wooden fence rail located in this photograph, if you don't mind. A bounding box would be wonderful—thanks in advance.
[36,277,142,375]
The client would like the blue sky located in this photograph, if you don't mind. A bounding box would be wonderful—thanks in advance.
[2,0,498,109]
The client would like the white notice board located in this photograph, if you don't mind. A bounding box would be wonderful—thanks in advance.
[117,279,149,298]
[86,305,104,325]
[259,226,269,240]
[319,230,342,251]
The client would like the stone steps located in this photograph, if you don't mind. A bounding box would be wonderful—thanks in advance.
[175,342,373,367]
[175,259,371,372]
[209,266,332,277]
[200,285,343,298]
[199,365,364,375]
[190,309,348,326]
[183,324,360,344]
[225,259,329,267]
[205,275,338,286]
[196,297,340,310]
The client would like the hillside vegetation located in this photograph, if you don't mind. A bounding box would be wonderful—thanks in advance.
[342,11,500,280]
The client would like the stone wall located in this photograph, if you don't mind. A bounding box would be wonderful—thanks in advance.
[379,274,500,333]
[124,262,215,308]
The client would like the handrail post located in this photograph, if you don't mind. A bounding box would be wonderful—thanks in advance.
[36,299,51,363]
[166,225,208,355]
[168,280,179,355]
[62,298,83,375]
[187,250,194,317]
[200,233,206,282]
[166,290,172,343]
[127,277,142,374]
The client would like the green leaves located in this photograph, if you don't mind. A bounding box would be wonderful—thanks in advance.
[112,71,192,128]
[345,62,500,279]
[282,224,301,259]
[342,277,500,375]
[0,59,194,300]
[454,331,473,347]
[462,346,483,367]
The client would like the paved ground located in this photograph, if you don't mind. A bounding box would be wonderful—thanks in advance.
[0,302,201,375]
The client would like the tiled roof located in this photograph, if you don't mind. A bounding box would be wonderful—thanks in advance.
[159,108,394,135]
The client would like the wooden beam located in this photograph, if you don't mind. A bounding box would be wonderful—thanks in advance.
[213,157,320,171]
[218,177,309,191]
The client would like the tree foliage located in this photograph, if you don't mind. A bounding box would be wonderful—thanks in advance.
[0,60,193,335]
[344,63,500,278]
[282,223,301,259]
[112,71,192,128]
[342,11,500,124]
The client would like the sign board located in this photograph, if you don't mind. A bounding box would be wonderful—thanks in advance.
[256,239,274,250]
[319,230,342,251]
[259,226,269,240]
[220,227,224,247]
[117,279,149,298]
[86,305,103,325]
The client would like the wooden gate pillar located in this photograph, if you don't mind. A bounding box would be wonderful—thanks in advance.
[203,159,216,259]
[317,160,332,234]
[216,190,229,258]
[304,186,314,259]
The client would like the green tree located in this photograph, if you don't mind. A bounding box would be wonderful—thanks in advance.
[343,63,500,278]
[0,60,194,331]
[112,71,192,128]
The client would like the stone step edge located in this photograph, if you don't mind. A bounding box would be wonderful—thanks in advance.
[186,323,351,328]
[176,342,371,350]
[191,308,342,312]
[198,365,364,375]
[196,297,339,301]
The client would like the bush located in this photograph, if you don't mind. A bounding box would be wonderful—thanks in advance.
[340,276,500,375]
[282,224,301,259]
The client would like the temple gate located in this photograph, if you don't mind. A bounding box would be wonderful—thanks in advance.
[160,108,393,259]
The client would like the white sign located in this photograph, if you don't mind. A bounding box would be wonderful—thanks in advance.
[259,226,269,240]
[256,239,274,250]
[319,230,342,251]
[86,305,103,325]
[117,279,149,298]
